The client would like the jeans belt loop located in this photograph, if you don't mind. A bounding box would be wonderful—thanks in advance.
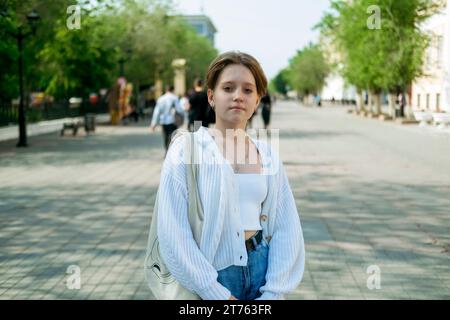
[252,236,258,248]
[246,230,262,252]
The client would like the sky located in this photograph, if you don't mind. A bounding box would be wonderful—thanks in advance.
[172,0,332,80]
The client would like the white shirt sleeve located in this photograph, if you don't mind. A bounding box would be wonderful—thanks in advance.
[151,99,162,127]
[156,138,231,300]
[257,161,305,300]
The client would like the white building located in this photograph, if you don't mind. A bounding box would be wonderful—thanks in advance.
[412,0,450,112]
[179,15,217,46]
[321,71,357,102]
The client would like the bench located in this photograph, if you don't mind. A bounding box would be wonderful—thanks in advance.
[60,114,96,136]
[432,113,450,130]
[61,119,83,136]
[413,111,433,127]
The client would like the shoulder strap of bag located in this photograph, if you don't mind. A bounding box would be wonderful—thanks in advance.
[168,131,204,245]
[186,133,204,244]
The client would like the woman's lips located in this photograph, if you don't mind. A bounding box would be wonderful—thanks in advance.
[230,106,245,112]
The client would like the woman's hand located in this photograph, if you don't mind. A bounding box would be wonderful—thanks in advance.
[228,295,237,300]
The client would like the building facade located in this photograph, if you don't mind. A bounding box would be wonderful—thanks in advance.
[412,0,450,112]
[321,71,357,103]
[179,15,217,46]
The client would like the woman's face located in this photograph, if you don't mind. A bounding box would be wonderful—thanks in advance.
[208,64,260,128]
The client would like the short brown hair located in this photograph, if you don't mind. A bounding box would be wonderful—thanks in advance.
[206,51,267,97]
[194,78,203,88]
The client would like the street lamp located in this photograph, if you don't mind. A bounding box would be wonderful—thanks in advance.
[2,9,40,147]
[26,9,40,33]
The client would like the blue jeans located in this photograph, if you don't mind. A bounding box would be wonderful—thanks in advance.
[217,241,269,300]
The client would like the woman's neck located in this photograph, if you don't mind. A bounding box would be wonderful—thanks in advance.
[213,121,247,140]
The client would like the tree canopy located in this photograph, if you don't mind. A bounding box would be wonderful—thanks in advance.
[315,0,443,94]
[0,0,218,101]
[285,43,330,97]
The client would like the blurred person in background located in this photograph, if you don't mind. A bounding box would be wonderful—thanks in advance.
[260,91,272,130]
[150,85,185,153]
[121,82,136,124]
[107,79,122,125]
[188,79,209,130]
[179,92,190,129]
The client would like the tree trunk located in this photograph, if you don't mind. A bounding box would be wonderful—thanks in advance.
[367,91,374,114]
[404,89,414,120]
[307,94,314,106]
[388,93,396,119]
[357,90,365,112]
[374,92,382,115]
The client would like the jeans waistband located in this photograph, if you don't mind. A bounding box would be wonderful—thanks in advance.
[245,230,263,252]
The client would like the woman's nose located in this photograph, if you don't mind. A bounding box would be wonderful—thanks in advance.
[233,88,244,101]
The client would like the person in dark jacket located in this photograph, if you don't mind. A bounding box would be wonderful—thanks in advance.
[260,92,272,129]
[188,79,210,130]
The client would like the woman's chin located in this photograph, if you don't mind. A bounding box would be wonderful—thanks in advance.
[225,116,247,126]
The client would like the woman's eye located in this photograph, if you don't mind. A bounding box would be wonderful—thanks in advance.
[245,89,253,93]
[223,87,232,91]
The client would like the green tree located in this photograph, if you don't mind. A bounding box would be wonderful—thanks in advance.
[94,0,217,94]
[286,43,330,103]
[270,69,289,96]
[316,0,443,116]
[0,0,72,101]
[39,14,118,98]
[1,0,217,104]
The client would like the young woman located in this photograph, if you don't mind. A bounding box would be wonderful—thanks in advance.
[155,51,305,300]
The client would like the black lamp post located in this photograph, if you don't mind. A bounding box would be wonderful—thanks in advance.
[2,9,40,147]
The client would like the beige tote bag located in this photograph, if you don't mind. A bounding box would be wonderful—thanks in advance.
[144,132,203,300]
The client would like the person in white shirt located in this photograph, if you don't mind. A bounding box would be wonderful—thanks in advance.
[150,85,185,151]
[152,51,305,300]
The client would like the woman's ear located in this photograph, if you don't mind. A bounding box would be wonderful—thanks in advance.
[207,89,214,106]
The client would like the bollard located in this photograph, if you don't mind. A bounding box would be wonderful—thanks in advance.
[84,113,96,134]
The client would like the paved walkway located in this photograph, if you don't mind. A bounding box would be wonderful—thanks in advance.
[0,101,449,299]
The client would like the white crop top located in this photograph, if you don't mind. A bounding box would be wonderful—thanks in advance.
[235,173,268,231]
